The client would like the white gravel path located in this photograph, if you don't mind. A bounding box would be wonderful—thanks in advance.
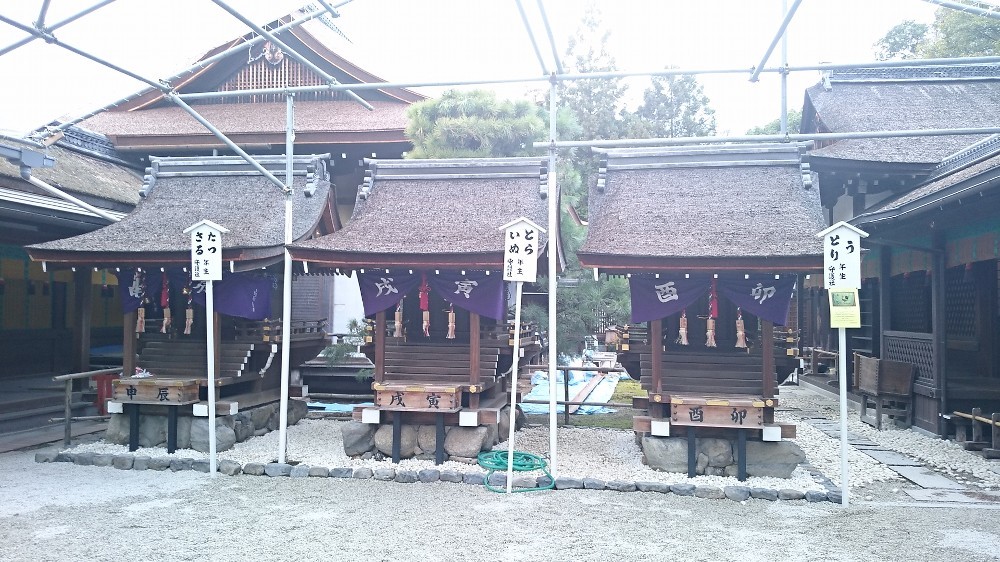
[61,385,1000,496]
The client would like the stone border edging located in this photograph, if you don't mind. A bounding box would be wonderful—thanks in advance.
[34,449,841,504]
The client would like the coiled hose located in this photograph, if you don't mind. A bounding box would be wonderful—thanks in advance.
[476,450,555,493]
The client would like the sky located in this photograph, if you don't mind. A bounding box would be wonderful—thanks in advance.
[0,0,944,138]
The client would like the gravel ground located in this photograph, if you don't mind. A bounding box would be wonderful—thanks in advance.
[5,386,1000,560]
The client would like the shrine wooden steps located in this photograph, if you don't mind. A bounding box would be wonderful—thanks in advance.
[381,342,500,389]
[640,350,765,396]
[137,340,256,385]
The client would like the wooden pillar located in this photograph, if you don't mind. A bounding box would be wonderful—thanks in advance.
[762,319,775,399]
[651,319,663,394]
[122,309,137,378]
[879,246,892,357]
[72,268,92,372]
[931,232,946,436]
[470,312,481,385]
[375,310,386,383]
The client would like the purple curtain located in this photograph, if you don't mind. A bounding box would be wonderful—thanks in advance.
[191,272,274,320]
[357,270,421,316]
[116,268,144,313]
[716,275,796,326]
[628,275,711,323]
[427,270,505,321]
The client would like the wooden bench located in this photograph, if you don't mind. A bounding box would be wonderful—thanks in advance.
[854,353,915,430]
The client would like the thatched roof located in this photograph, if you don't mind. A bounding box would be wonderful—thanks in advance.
[854,135,1000,226]
[289,157,553,268]
[0,143,141,206]
[27,155,335,268]
[578,144,824,272]
[803,65,1000,165]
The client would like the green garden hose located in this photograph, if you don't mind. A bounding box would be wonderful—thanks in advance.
[476,450,555,493]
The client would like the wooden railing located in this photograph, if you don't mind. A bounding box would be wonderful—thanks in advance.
[52,367,121,447]
[232,319,327,343]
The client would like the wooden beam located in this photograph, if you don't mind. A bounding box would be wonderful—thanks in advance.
[762,320,775,399]
[375,310,386,383]
[72,268,92,372]
[122,310,137,379]
[932,230,946,436]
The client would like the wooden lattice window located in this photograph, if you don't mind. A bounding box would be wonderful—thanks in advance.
[890,271,931,333]
[945,265,977,339]
[201,58,350,104]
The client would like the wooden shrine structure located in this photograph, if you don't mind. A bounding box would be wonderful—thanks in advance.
[26,154,337,434]
[802,65,1000,436]
[577,144,824,476]
[289,157,555,459]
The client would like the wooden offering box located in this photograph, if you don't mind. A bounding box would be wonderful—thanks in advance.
[112,378,200,405]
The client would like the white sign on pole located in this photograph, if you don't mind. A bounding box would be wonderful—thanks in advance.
[500,217,545,283]
[184,220,229,478]
[815,221,868,508]
[185,219,228,282]
[818,221,868,290]
[499,217,545,493]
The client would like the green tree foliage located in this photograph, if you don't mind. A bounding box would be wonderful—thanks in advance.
[875,5,1000,60]
[405,89,546,158]
[874,20,929,60]
[746,109,803,136]
[634,74,716,138]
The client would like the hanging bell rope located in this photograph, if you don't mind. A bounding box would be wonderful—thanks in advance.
[705,279,718,348]
[183,277,194,335]
[735,308,747,349]
[676,309,689,346]
[135,270,146,334]
[160,271,171,334]
[393,301,404,338]
[446,303,456,339]
[419,272,430,337]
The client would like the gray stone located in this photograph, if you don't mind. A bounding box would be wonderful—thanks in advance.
[827,490,844,504]
[484,422,499,448]
[104,414,130,445]
[190,418,237,453]
[133,456,150,471]
[642,436,690,474]
[112,455,134,470]
[308,466,330,478]
[342,422,378,456]
[497,406,511,443]
[444,426,490,458]
[394,470,418,483]
[74,452,96,466]
[233,413,255,442]
[290,465,311,478]
[148,457,172,471]
[704,466,726,477]
[254,428,268,437]
[192,459,212,473]
[750,487,778,501]
[536,476,553,488]
[417,469,441,483]
[555,477,584,490]
[463,473,485,485]
[440,470,464,483]
[700,437,733,467]
[330,467,353,478]
[264,463,292,477]
[487,472,506,488]
[805,490,828,503]
[54,452,74,463]
[138,414,167,448]
[607,480,637,492]
[582,478,606,490]
[219,460,242,476]
[416,424,444,454]
[695,452,710,474]
[170,458,194,472]
[512,476,536,489]
[636,481,671,493]
[891,466,966,490]
[695,486,725,499]
[243,462,266,476]
[724,486,752,502]
[778,488,805,500]
[353,467,373,479]
[360,452,374,461]
[176,416,192,450]
[670,483,696,496]
[93,454,115,467]
[267,409,279,431]
[251,404,275,430]
[374,424,418,459]
[288,398,309,426]
[745,441,806,478]
[34,450,57,463]
[448,456,478,465]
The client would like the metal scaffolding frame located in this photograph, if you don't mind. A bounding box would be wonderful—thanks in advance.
[1,0,998,476]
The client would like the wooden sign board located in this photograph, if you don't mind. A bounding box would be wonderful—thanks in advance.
[376,389,458,411]
[112,379,200,405]
[671,403,764,429]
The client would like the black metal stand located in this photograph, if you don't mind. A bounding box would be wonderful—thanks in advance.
[737,428,747,481]
[127,403,140,452]
[435,413,445,465]
[391,411,402,463]
[167,405,178,454]
[687,426,697,478]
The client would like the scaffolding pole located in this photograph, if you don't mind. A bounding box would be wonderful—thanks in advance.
[546,73,559,478]
[0,0,117,58]
[921,0,1000,20]
[277,94,295,464]
[749,0,802,82]
[515,0,549,75]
